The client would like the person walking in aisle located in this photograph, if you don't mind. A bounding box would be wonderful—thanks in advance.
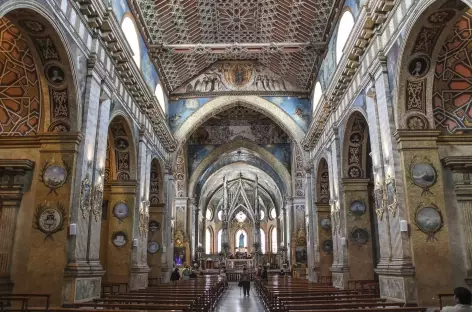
[240,267,251,297]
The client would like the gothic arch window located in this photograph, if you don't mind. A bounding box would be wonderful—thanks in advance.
[260,210,265,220]
[217,229,223,253]
[312,81,323,113]
[155,83,166,114]
[205,227,212,253]
[336,10,355,64]
[260,229,266,254]
[271,227,277,253]
[121,15,141,68]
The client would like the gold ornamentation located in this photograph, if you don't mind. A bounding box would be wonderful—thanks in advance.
[80,173,92,218]
[385,175,398,217]
[92,182,103,222]
[374,182,385,221]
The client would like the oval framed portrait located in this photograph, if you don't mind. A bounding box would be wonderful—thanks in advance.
[113,202,129,221]
[350,200,366,216]
[148,241,160,254]
[322,239,333,252]
[414,204,443,235]
[42,164,68,189]
[410,163,437,189]
[320,217,331,230]
[111,231,128,247]
[350,228,369,246]
[149,220,161,232]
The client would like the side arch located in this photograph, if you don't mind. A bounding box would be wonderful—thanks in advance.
[188,139,292,197]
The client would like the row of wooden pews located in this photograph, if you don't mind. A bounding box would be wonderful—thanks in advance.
[0,276,226,312]
[255,276,428,312]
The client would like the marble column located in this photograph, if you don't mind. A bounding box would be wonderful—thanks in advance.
[371,58,416,303]
[284,197,292,266]
[0,160,34,293]
[161,167,174,283]
[305,166,316,282]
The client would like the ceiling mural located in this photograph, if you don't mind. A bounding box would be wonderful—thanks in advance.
[135,0,343,93]
[173,61,304,96]
[169,96,311,132]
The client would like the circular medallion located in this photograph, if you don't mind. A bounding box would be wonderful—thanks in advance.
[45,64,66,86]
[428,9,456,25]
[150,195,159,205]
[407,114,428,130]
[411,163,437,188]
[320,217,331,230]
[348,165,362,178]
[113,202,129,220]
[43,165,67,189]
[149,220,161,232]
[39,208,62,232]
[117,172,130,180]
[350,228,369,246]
[322,239,333,252]
[148,241,160,254]
[114,137,129,151]
[408,56,430,78]
[112,231,128,247]
[415,204,443,234]
[350,200,367,216]
[349,132,363,144]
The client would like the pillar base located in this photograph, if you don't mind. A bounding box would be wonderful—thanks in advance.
[129,265,150,290]
[63,262,105,304]
[465,276,472,289]
[331,266,350,289]
[377,274,418,304]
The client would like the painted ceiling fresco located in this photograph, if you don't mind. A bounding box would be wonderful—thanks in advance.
[188,106,291,176]
[134,0,343,92]
[169,96,311,132]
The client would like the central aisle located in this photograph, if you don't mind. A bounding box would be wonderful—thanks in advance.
[215,282,266,312]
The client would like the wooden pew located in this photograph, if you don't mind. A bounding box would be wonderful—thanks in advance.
[0,294,50,312]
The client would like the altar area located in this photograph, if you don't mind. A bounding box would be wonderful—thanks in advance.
[225,258,256,270]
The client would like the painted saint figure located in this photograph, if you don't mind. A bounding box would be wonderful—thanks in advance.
[239,233,245,248]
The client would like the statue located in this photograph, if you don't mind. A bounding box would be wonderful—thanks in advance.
[239,233,245,248]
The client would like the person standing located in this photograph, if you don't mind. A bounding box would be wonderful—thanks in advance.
[170,268,180,282]
[261,266,268,282]
[240,267,251,296]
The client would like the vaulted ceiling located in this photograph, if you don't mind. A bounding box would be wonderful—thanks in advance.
[134,0,342,93]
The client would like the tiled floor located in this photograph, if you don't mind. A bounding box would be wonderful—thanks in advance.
[215,282,266,312]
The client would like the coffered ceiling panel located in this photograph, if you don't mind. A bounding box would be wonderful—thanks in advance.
[134,0,341,93]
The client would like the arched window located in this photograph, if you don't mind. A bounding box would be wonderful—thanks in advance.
[336,10,355,64]
[235,229,248,249]
[270,208,276,220]
[217,229,223,253]
[155,83,166,114]
[206,208,212,221]
[121,16,141,68]
[271,227,277,253]
[312,81,323,112]
[205,228,212,254]
[260,229,266,254]
[260,210,265,220]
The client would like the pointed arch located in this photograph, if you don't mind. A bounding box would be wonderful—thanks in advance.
[316,158,330,204]
[342,111,370,179]
[107,114,138,180]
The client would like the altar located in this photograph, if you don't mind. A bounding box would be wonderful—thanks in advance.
[225,258,256,270]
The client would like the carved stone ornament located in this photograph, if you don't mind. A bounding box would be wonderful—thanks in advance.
[414,202,444,242]
[385,175,398,217]
[92,182,103,222]
[149,220,161,232]
[39,158,72,195]
[33,201,66,240]
[374,182,385,221]
[80,173,92,218]
[139,206,150,236]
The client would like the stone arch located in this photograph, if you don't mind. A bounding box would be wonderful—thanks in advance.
[0,5,80,134]
[342,111,370,179]
[187,139,292,198]
[107,115,138,181]
[394,0,471,131]
[173,95,307,158]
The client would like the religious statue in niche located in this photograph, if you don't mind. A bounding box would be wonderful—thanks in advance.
[239,233,245,248]
[414,202,444,242]
[111,231,128,247]
[33,201,66,240]
[295,247,307,263]
[407,157,438,195]
[39,159,72,195]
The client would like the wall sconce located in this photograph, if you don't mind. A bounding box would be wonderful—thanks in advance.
[133,239,138,247]
[341,237,347,247]
[400,220,408,233]
[69,223,77,236]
